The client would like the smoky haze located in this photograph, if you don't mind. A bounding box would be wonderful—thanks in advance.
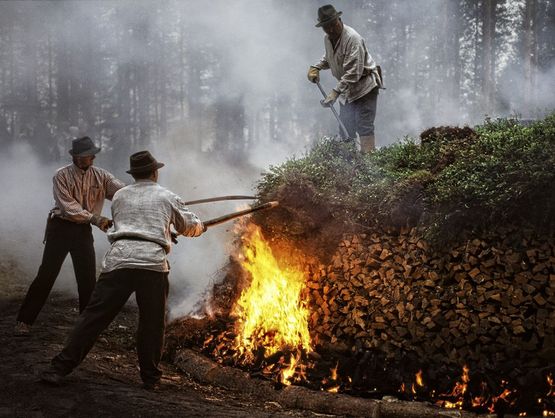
[0,0,553,317]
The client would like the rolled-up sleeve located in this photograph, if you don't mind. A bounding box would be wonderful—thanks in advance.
[335,39,366,94]
[171,196,204,237]
[53,173,92,223]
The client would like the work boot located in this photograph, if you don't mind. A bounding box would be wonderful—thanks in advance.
[39,367,66,386]
[142,381,161,391]
[14,321,31,336]
[360,135,376,153]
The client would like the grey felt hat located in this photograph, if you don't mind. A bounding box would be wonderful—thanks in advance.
[315,4,342,27]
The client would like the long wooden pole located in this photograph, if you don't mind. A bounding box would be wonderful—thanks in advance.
[185,195,256,205]
[203,201,279,229]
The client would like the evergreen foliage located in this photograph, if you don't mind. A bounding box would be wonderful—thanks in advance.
[257,114,555,244]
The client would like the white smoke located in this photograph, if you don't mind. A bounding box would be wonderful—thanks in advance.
[0,0,553,319]
[0,143,113,293]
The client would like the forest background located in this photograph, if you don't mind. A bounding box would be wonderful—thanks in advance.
[0,0,553,316]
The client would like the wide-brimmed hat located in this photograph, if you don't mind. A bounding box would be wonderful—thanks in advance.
[126,150,165,175]
[68,136,101,156]
[315,4,342,27]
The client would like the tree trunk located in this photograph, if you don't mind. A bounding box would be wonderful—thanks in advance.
[481,0,498,115]
[522,0,538,113]
[447,0,463,107]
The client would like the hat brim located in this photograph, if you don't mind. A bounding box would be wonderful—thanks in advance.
[315,11,342,27]
[126,161,165,175]
[68,146,101,157]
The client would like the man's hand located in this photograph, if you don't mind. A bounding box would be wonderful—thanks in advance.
[307,66,320,83]
[321,89,339,107]
[90,214,113,232]
[171,231,179,244]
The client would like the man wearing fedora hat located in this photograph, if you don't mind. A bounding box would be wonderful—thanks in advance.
[40,150,205,390]
[307,4,383,152]
[14,136,124,335]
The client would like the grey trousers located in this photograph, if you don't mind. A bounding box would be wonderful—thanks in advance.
[339,87,379,138]
[51,268,169,385]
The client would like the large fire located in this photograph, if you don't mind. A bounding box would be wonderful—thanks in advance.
[200,221,555,415]
[231,223,311,381]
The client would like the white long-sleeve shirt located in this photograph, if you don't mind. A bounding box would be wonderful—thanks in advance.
[312,24,380,103]
[52,164,124,223]
[101,180,204,273]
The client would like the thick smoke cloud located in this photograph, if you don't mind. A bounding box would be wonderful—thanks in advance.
[0,144,114,293]
[0,0,553,318]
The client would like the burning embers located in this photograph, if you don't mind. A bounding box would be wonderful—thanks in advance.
[231,223,311,384]
[201,222,555,415]
[203,223,312,385]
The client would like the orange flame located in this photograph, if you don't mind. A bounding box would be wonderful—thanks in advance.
[232,223,311,362]
[330,362,339,381]
[487,388,514,413]
[280,354,297,385]
[416,370,424,387]
[437,365,470,409]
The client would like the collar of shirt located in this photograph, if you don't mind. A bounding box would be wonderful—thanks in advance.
[71,163,88,176]
[327,27,344,51]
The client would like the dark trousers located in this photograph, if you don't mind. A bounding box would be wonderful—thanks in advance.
[51,268,169,385]
[17,217,96,325]
[339,87,379,138]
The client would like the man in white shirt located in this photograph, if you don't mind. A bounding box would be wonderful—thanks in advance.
[308,4,382,152]
[40,150,205,390]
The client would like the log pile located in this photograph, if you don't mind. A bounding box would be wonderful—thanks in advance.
[305,227,555,373]
[166,224,555,413]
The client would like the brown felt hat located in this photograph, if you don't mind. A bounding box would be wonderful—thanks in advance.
[68,136,101,156]
[126,150,165,174]
[315,4,342,27]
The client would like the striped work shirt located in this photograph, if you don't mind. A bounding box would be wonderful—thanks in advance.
[51,164,125,223]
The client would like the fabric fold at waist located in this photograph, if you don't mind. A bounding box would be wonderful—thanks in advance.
[111,235,169,253]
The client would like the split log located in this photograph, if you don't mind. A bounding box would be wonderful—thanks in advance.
[306,228,555,377]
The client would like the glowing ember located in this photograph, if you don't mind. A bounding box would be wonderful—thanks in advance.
[436,365,470,409]
[330,362,339,381]
[280,354,297,385]
[488,388,514,413]
[232,223,311,361]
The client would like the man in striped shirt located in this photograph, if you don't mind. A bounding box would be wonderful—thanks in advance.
[15,136,125,335]
[40,150,205,390]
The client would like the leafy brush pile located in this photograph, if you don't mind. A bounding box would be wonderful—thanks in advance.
[255,114,555,249]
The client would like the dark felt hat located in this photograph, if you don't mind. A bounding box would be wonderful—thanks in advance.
[68,136,101,156]
[315,4,342,27]
[126,150,165,175]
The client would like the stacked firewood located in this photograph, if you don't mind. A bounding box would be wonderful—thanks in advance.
[305,227,555,371]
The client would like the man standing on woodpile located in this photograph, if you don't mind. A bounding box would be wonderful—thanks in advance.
[15,137,124,335]
[307,4,382,152]
[39,150,205,390]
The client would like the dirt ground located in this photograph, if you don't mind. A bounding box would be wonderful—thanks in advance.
[0,259,338,418]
